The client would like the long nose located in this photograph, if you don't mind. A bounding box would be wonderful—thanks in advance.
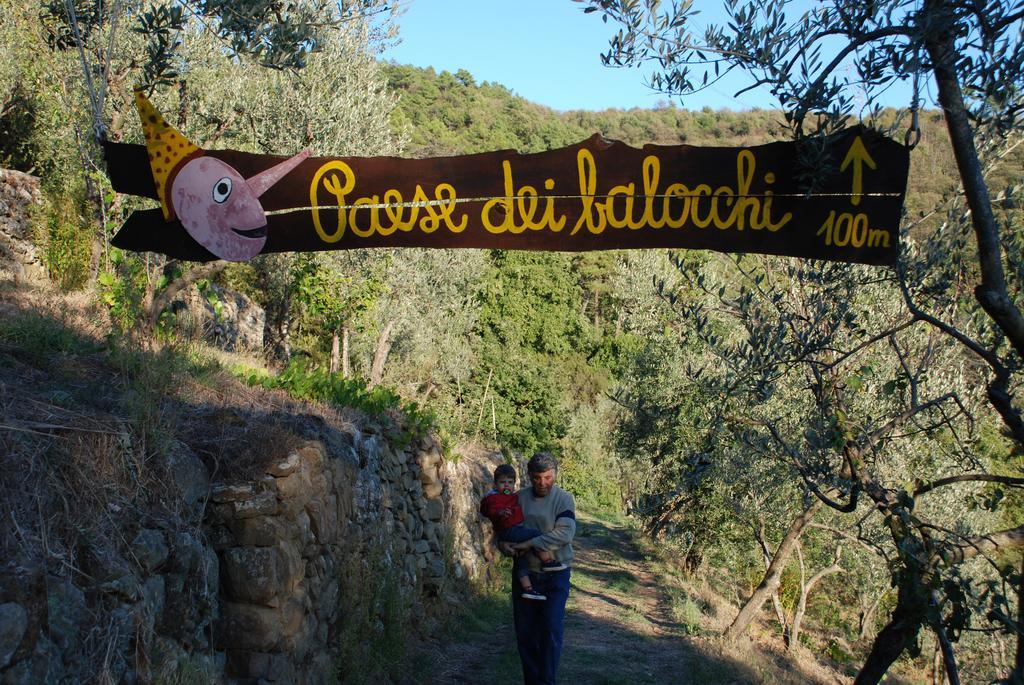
[246,149,311,198]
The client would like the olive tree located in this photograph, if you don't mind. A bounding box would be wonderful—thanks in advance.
[580,1,1024,680]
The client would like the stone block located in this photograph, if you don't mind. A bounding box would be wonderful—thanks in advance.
[100,573,140,601]
[221,547,279,605]
[273,470,312,515]
[426,558,445,579]
[428,537,443,556]
[305,496,338,544]
[295,510,314,548]
[298,442,325,472]
[423,481,443,499]
[3,634,55,685]
[207,524,235,551]
[310,471,328,493]
[163,447,210,510]
[381,446,405,469]
[418,464,440,486]
[279,543,305,594]
[45,578,86,652]
[131,528,169,573]
[233,490,278,519]
[226,649,294,681]
[229,515,287,547]
[0,602,27,668]
[222,543,304,605]
[82,544,132,583]
[267,451,300,477]
[211,483,254,503]
[217,603,283,652]
[140,575,165,636]
[315,580,339,623]
[424,499,444,522]
[281,597,305,642]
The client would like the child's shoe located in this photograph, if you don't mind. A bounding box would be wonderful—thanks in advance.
[541,559,568,572]
[521,587,547,601]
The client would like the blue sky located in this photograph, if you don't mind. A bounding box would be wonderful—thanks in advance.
[380,0,782,112]
[381,1,921,113]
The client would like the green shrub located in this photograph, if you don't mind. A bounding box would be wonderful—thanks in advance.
[98,250,148,333]
[243,358,437,443]
[825,637,855,664]
[335,541,412,684]
[41,190,91,291]
[670,592,703,635]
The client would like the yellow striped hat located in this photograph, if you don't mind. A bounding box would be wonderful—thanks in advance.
[134,88,201,221]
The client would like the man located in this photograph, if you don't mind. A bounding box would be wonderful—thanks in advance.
[502,452,576,685]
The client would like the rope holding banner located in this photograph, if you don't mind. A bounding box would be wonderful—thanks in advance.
[904,62,922,149]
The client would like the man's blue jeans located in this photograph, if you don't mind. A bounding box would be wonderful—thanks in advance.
[512,567,571,685]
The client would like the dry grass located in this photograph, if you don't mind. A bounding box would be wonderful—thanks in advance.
[0,270,372,679]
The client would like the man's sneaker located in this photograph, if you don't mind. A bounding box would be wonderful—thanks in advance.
[541,560,568,572]
[521,588,547,601]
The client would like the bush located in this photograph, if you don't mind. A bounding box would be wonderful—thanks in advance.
[243,358,436,444]
[335,540,412,684]
[670,591,703,635]
[41,190,91,291]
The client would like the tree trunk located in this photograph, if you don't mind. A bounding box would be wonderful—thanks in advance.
[724,499,824,640]
[755,517,788,637]
[1015,552,1024,684]
[342,325,350,378]
[147,261,227,329]
[858,590,887,641]
[855,577,929,684]
[368,319,395,388]
[932,645,945,685]
[788,545,843,651]
[924,0,1024,360]
[934,622,961,685]
[476,368,493,435]
[329,330,340,374]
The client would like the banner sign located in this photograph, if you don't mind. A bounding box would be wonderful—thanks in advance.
[106,93,909,265]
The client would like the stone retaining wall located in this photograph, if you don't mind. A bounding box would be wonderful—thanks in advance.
[207,432,450,682]
[0,169,42,280]
[0,426,500,684]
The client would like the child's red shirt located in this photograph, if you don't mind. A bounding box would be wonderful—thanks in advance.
[480,490,525,531]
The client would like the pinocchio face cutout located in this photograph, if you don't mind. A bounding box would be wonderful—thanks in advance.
[134,89,309,262]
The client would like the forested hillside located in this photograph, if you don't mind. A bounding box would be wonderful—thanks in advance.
[2,1,1024,682]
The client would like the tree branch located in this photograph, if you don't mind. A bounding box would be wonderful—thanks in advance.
[792,26,913,126]
[914,473,1024,497]
[942,524,1024,565]
[147,261,227,328]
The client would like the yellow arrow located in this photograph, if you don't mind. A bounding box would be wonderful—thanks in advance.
[840,136,877,206]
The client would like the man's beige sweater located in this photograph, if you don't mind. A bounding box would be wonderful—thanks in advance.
[517,484,576,571]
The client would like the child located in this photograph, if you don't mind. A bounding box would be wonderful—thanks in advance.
[480,464,567,601]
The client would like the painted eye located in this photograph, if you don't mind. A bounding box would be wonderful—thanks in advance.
[212,177,232,203]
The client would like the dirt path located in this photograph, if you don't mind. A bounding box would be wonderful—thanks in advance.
[426,514,774,685]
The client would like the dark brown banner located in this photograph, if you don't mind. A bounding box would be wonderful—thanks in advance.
[105,125,908,265]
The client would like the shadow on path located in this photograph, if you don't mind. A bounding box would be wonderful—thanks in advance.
[424,514,784,685]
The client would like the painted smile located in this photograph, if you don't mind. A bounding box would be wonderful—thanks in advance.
[231,225,268,239]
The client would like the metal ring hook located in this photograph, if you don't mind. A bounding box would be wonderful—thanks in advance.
[904,121,921,149]
[905,63,922,150]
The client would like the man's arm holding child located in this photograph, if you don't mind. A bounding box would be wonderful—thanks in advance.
[513,489,576,551]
